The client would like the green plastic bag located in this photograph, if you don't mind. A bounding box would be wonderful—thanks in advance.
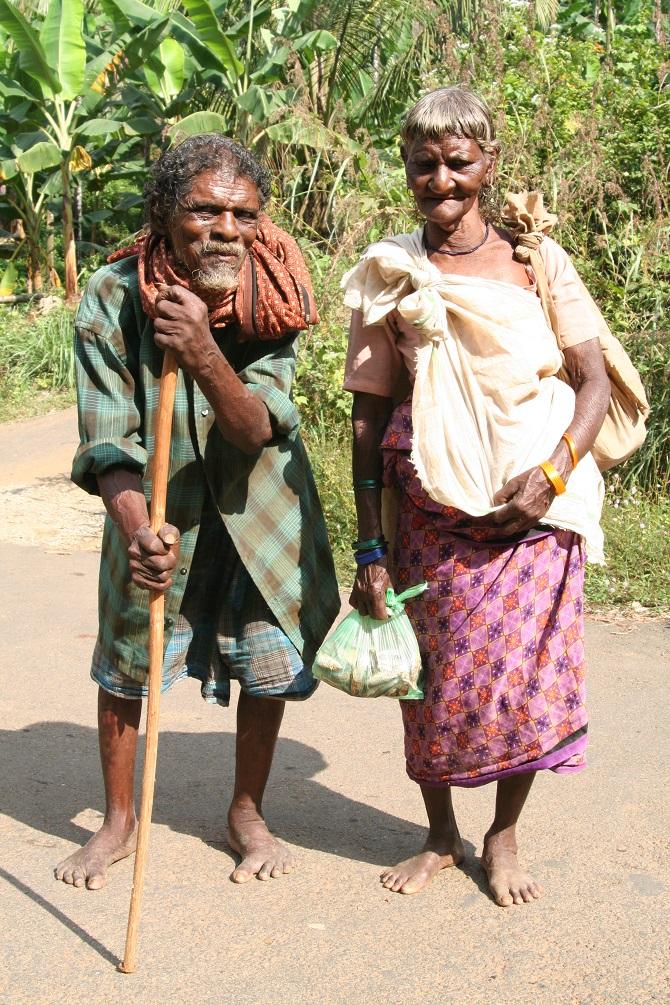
[313,583,428,699]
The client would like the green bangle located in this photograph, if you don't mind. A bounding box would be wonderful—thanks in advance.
[353,478,382,490]
[352,535,386,551]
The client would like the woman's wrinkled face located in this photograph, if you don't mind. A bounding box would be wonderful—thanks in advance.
[402,134,493,231]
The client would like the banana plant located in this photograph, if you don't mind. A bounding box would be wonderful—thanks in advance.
[0,163,60,293]
[0,0,172,298]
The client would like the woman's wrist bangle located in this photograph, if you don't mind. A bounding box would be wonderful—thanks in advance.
[352,535,386,551]
[354,545,388,566]
[538,460,567,495]
[561,432,579,469]
[353,478,382,490]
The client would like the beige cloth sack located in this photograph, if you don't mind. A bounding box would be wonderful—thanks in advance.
[502,191,650,471]
[342,231,605,562]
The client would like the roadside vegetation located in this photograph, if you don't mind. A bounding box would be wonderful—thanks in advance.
[0,0,667,611]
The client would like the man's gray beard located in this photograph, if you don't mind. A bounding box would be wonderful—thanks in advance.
[188,241,246,292]
[191,260,241,292]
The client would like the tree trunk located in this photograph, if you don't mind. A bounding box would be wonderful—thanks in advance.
[27,254,43,291]
[74,179,83,244]
[0,293,44,304]
[654,0,666,45]
[9,217,36,292]
[605,0,615,52]
[46,210,61,289]
[26,215,43,292]
[61,161,79,301]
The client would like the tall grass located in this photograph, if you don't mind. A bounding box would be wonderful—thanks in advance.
[617,332,670,495]
[0,304,75,397]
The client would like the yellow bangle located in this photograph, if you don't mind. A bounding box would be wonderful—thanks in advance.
[561,432,579,469]
[539,460,567,495]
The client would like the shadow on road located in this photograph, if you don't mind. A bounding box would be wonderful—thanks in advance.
[1,721,490,963]
[0,866,119,966]
[1,721,445,866]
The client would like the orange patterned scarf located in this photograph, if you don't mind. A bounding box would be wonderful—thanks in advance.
[108,214,319,341]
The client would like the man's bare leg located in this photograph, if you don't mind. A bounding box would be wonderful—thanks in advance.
[380,785,465,895]
[227,692,295,883]
[54,687,139,890]
[482,772,543,906]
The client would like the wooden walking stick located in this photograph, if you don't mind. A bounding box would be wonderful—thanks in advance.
[119,350,179,974]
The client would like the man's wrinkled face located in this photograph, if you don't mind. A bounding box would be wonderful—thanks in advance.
[167,168,261,292]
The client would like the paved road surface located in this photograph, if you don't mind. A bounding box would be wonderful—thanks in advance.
[1,409,668,1005]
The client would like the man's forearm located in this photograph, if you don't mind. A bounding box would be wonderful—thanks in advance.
[97,467,179,589]
[151,284,274,453]
[97,468,150,545]
[193,343,273,454]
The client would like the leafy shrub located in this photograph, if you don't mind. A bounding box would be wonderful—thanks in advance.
[302,421,356,584]
[293,248,352,429]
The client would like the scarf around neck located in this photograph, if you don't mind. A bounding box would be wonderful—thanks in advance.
[108,214,319,341]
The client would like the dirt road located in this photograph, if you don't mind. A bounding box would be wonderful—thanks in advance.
[0,408,668,1005]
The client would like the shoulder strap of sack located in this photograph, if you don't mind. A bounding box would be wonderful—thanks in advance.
[501,190,562,343]
[502,190,649,419]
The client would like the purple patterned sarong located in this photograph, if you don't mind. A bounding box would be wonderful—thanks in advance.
[382,401,588,788]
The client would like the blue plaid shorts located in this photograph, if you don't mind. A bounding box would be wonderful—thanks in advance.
[92,500,317,706]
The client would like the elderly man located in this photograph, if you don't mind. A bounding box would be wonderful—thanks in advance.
[54,134,340,890]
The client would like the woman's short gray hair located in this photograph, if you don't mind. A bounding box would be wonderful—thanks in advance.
[401,87,501,157]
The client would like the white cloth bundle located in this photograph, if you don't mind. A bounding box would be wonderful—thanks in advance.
[343,231,604,562]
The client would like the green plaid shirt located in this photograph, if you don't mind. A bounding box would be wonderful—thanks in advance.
[73,257,340,684]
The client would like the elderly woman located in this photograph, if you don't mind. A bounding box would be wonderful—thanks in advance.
[343,87,611,907]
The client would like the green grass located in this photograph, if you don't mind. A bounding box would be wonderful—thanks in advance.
[585,485,670,613]
[0,385,75,424]
[0,304,76,422]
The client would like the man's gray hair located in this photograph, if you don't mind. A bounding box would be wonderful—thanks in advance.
[145,133,271,234]
[401,87,501,157]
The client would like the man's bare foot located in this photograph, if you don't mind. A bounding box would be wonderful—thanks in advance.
[481,832,543,907]
[54,818,137,891]
[380,832,465,895]
[227,805,296,884]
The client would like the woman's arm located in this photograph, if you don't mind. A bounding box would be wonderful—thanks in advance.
[349,391,394,619]
[559,338,612,461]
[490,338,610,537]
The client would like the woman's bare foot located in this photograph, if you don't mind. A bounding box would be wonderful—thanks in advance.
[380,831,465,895]
[227,803,296,884]
[481,832,543,907]
[54,817,137,891]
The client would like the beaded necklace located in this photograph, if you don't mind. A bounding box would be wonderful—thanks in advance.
[424,221,490,256]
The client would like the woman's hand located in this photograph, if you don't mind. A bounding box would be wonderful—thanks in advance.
[349,557,392,620]
[489,466,559,538]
